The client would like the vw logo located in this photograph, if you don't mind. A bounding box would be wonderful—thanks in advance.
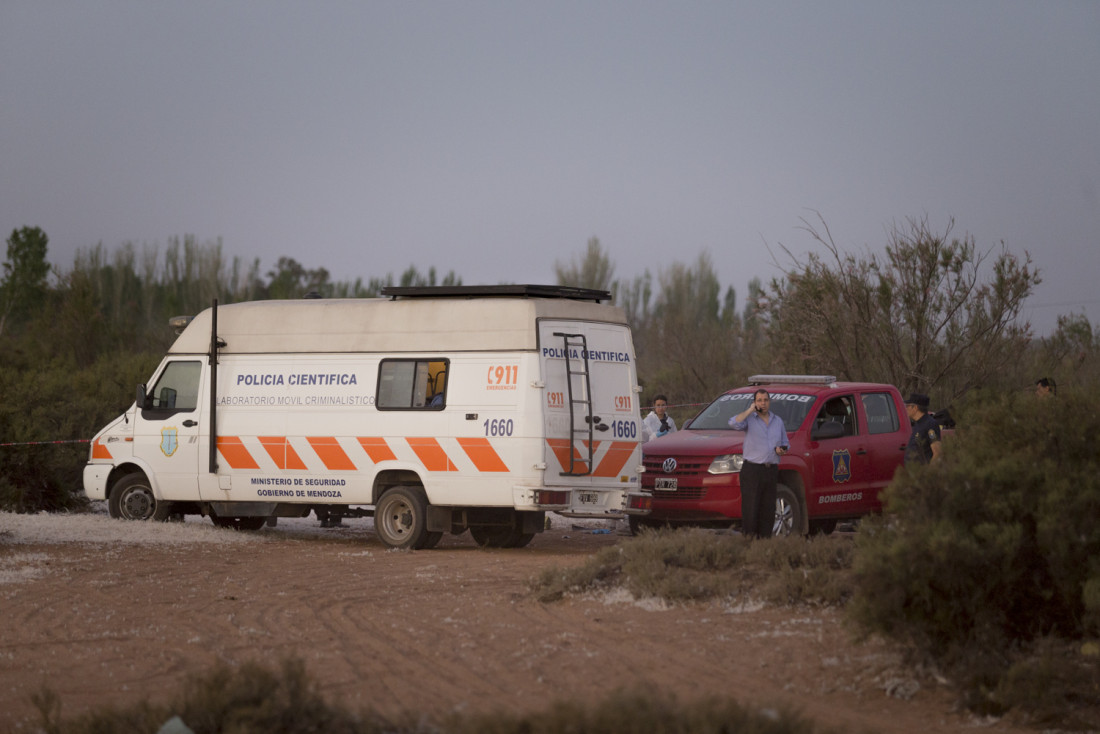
[662,457,678,473]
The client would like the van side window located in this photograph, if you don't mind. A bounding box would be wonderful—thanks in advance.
[148,361,201,412]
[861,392,900,435]
[377,359,449,410]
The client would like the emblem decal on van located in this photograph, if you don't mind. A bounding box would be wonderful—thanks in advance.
[160,427,179,457]
[831,449,851,483]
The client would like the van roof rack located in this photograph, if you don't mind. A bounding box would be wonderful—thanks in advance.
[381,284,612,303]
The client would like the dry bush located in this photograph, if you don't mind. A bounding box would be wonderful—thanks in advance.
[33,657,833,734]
[531,528,855,607]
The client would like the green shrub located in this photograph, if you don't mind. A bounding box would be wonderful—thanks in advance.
[0,350,160,512]
[849,386,1100,719]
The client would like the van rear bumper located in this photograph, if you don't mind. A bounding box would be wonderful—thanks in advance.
[558,490,652,519]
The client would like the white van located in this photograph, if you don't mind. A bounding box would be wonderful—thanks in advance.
[83,285,650,548]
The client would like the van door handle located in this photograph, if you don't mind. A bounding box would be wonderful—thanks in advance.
[183,420,198,427]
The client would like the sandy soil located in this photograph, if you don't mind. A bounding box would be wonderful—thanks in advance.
[0,509,1035,733]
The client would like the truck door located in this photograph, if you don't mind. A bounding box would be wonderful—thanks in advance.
[808,394,873,513]
[857,390,906,510]
[538,320,641,491]
[132,359,203,499]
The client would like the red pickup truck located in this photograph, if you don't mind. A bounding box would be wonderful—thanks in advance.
[636,375,911,536]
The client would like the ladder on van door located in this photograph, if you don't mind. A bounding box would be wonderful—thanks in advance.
[554,332,594,476]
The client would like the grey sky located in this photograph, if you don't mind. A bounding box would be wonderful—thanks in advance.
[3,1,1098,334]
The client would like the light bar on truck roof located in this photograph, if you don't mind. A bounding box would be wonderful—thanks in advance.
[748,374,838,386]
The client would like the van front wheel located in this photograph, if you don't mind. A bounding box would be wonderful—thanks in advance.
[375,486,431,550]
[108,473,173,522]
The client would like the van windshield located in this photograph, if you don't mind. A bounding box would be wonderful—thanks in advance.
[689,391,817,432]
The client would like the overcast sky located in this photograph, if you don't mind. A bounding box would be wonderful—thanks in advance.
[3,1,1098,334]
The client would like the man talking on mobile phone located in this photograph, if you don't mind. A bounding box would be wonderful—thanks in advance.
[728,389,790,539]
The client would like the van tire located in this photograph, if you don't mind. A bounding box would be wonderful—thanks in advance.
[773,483,804,537]
[375,486,431,550]
[108,473,173,522]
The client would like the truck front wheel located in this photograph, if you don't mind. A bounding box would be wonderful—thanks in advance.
[108,472,173,522]
[773,483,804,537]
[375,486,432,550]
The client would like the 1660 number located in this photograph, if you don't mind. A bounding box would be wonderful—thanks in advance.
[484,418,514,437]
[610,420,637,439]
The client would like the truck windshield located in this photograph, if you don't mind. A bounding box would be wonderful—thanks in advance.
[688,391,817,431]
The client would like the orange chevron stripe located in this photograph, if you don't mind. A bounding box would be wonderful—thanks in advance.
[545,438,589,474]
[357,436,397,463]
[592,441,637,477]
[258,436,308,470]
[217,436,260,470]
[92,439,113,460]
[306,437,357,471]
[456,437,509,472]
[407,437,457,472]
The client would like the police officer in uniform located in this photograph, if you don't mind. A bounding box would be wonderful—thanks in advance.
[904,393,942,465]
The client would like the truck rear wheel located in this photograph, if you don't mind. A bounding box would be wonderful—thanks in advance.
[773,483,804,537]
[375,486,432,550]
[108,472,173,522]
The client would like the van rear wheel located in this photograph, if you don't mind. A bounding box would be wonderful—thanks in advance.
[375,486,432,550]
[108,473,173,521]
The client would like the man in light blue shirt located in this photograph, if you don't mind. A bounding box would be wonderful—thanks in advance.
[728,389,789,539]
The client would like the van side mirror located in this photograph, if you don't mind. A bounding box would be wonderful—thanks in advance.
[136,384,148,410]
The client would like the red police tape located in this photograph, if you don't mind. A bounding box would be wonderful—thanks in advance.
[1,402,708,448]
[0,439,91,447]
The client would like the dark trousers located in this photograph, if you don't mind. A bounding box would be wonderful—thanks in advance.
[740,461,778,539]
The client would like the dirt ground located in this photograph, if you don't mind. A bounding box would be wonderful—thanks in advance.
[0,511,1037,734]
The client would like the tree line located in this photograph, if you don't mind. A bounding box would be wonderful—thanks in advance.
[1,220,1097,511]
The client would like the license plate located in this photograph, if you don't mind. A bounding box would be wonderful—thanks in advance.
[577,491,599,504]
[655,478,677,490]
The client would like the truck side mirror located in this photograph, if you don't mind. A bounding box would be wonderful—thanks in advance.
[136,384,148,410]
[811,420,845,441]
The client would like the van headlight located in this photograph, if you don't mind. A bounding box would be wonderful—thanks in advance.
[708,454,743,474]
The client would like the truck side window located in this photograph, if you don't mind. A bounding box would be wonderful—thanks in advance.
[861,392,900,435]
[377,359,449,410]
[815,396,856,437]
[148,361,201,412]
